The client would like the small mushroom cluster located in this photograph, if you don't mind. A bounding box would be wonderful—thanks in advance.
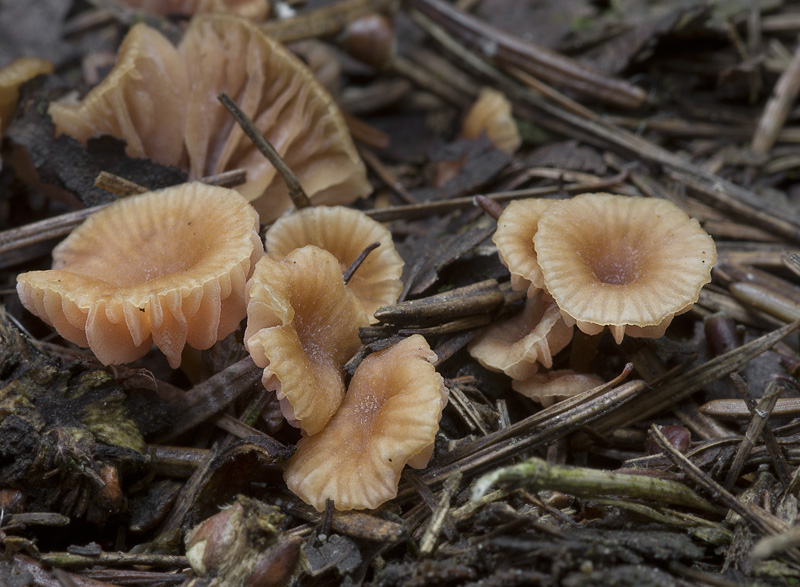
[471,192,716,404]
[48,14,370,221]
[246,207,448,511]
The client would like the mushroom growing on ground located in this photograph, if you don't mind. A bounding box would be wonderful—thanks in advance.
[512,369,605,407]
[533,193,716,343]
[48,14,370,222]
[492,198,555,294]
[16,182,262,367]
[283,335,447,511]
[468,290,573,380]
[462,87,521,155]
[244,245,370,435]
[264,205,404,319]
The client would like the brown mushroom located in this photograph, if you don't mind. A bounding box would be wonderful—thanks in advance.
[16,182,262,367]
[534,193,716,343]
[264,205,404,319]
[283,335,447,511]
[48,14,371,222]
[462,87,521,155]
[468,290,573,380]
[244,245,370,435]
[492,198,555,294]
[0,57,53,134]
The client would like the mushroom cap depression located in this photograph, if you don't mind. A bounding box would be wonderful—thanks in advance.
[283,335,447,511]
[48,14,371,222]
[16,182,263,367]
[244,245,370,435]
[533,193,716,343]
[265,206,404,319]
[492,198,554,294]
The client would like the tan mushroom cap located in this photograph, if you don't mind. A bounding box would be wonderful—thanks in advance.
[0,57,53,134]
[534,193,716,344]
[49,24,188,167]
[16,182,262,367]
[244,245,369,435]
[284,335,447,511]
[468,291,573,380]
[462,87,521,155]
[265,206,404,319]
[512,369,605,408]
[180,14,370,221]
[492,198,555,294]
[120,0,270,20]
[49,15,370,223]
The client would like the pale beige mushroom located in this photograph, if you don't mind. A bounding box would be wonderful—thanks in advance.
[49,15,371,223]
[492,198,555,295]
[244,245,370,435]
[284,335,447,511]
[468,290,573,380]
[264,206,404,319]
[462,87,521,155]
[16,182,262,367]
[534,193,717,343]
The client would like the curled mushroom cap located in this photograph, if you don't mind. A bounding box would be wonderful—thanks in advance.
[0,57,53,134]
[492,198,554,294]
[244,245,370,435]
[265,206,404,319]
[120,0,270,20]
[534,193,716,343]
[284,335,447,511]
[49,15,370,223]
[16,182,262,367]
[49,24,188,167]
[462,87,521,155]
[468,291,573,380]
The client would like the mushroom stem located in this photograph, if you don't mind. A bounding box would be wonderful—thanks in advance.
[342,241,381,285]
[218,91,311,210]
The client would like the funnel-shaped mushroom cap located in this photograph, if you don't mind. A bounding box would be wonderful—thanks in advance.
[468,291,573,380]
[492,198,554,294]
[512,369,605,407]
[463,87,521,155]
[265,206,404,319]
[534,193,716,343]
[49,24,188,167]
[16,183,262,367]
[284,335,447,511]
[244,245,369,435]
[121,0,270,20]
[0,57,53,134]
[180,14,370,221]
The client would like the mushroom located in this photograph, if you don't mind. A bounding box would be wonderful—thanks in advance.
[492,198,554,295]
[244,245,370,435]
[48,14,371,222]
[462,87,521,155]
[283,334,447,511]
[533,193,716,343]
[16,182,262,367]
[264,206,404,319]
[0,57,53,134]
[120,0,270,20]
[512,370,605,407]
[468,290,573,380]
